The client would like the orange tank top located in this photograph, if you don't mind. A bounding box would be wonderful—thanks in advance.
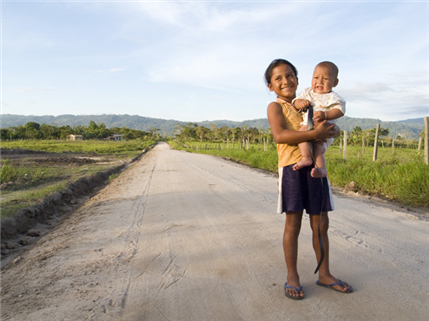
[275,98,303,167]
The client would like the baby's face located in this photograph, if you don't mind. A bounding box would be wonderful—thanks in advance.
[311,65,338,94]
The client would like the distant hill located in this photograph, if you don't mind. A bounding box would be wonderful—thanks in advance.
[336,117,425,139]
[0,114,182,137]
[0,114,426,139]
[203,116,426,139]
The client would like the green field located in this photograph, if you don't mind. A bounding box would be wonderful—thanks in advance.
[169,141,428,209]
[1,139,155,218]
[1,139,155,157]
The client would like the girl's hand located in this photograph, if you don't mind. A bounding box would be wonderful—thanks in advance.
[314,120,337,140]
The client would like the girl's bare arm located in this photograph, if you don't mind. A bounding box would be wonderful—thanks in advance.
[267,102,339,144]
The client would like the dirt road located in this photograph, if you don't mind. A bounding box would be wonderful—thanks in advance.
[1,142,428,321]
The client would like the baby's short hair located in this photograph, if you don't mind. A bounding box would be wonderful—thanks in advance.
[317,61,339,78]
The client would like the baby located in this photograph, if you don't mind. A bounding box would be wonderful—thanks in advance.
[293,61,345,177]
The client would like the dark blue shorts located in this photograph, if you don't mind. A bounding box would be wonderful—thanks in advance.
[277,164,334,215]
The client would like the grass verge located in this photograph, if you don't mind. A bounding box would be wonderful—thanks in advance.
[170,140,428,209]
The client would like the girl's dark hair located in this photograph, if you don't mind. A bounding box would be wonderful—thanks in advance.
[264,59,298,85]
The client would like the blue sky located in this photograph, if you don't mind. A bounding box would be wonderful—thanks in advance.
[1,0,428,122]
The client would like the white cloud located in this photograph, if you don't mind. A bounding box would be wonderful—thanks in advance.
[2,1,428,122]
[131,1,303,40]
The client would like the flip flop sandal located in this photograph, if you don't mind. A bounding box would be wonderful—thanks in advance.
[316,279,353,293]
[284,283,304,300]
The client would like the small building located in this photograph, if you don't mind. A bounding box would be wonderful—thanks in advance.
[68,134,84,141]
[107,134,123,141]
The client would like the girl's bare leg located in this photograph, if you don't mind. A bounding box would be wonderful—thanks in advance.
[283,211,305,298]
[310,212,352,292]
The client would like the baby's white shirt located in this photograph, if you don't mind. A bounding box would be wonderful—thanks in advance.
[295,87,346,120]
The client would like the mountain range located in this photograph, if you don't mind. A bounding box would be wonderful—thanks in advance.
[1,114,426,140]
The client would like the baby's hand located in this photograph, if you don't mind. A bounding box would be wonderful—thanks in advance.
[313,111,326,122]
[294,99,312,110]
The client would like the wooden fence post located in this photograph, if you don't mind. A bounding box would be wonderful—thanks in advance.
[343,131,347,160]
[392,138,395,155]
[418,137,422,153]
[424,116,428,165]
[362,136,365,155]
[373,124,380,161]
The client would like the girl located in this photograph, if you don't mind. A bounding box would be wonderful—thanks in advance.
[265,59,353,300]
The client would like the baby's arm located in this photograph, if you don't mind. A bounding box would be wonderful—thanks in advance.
[313,103,344,123]
[293,99,312,110]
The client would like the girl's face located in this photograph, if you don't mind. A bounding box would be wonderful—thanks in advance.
[268,64,298,102]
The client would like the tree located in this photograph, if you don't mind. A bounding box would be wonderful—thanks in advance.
[120,127,148,140]
[209,123,218,141]
[84,121,111,139]
[379,127,389,137]
[24,122,41,139]
[72,125,86,136]
[40,124,60,139]
[196,126,209,142]
[96,123,112,139]
[149,127,160,139]
[248,127,260,144]
[350,126,363,146]
[219,126,232,143]
[240,125,248,148]
[233,127,241,139]
[175,123,197,141]
[24,122,41,131]
[12,125,26,139]
[0,128,12,140]
[362,129,374,147]
[58,125,73,139]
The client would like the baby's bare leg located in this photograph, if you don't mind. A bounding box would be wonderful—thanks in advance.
[293,125,313,171]
[311,141,328,178]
